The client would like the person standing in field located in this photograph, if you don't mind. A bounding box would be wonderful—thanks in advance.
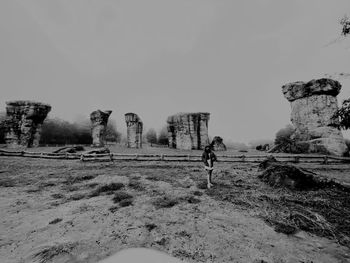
[202,145,217,189]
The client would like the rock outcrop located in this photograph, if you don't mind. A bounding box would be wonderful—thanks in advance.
[90,110,112,147]
[4,100,51,148]
[210,136,226,151]
[125,113,143,148]
[282,78,348,156]
[167,112,210,150]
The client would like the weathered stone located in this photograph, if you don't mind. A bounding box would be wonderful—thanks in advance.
[211,136,226,151]
[4,100,51,148]
[125,113,143,148]
[282,79,341,102]
[282,78,348,156]
[90,110,112,147]
[167,112,210,150]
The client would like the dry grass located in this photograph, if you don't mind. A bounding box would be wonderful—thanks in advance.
[89,182,125,197]
[152,194,200,209]
[205,165,350,247]
[128,179,145,191]
[33,242,77,263]
[152,196,180,209]
[1,153,350,263]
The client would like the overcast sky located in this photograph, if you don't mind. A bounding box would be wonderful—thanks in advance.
[1,0,349,142]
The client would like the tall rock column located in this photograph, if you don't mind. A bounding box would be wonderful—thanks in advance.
[4,100,51,148]
[125,113,143,148]
[167,112,210,150]
[282,78,348,156]
[90,110,112,147]
[199,113,210,149]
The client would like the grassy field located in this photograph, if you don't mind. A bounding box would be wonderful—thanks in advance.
[0,146,350,263]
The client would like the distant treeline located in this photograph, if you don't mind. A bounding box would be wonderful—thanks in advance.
[39,118,121,145]
[0,113,121,146]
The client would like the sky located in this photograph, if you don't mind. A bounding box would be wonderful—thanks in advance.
[1,0,350,143]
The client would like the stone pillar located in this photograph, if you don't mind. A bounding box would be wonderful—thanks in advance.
[125,113,143,148]
[167,112,210,150]
[282,78,348,156]
[199,113,210,149]
[90,110,112,147]
[4,101,51,148]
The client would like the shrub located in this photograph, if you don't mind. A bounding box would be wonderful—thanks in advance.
[152,196,179,209]
[112,191,133,203]
[274,124,294,146]
[119,198,133,207]
[128,180,145,191]
[89,182,125,197]
[49,218,63,224]
[345,139,350,150]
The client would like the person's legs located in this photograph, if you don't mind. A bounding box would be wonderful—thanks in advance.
[207,169,213,188]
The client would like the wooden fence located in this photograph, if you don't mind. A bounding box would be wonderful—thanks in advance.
[1,149,350,164]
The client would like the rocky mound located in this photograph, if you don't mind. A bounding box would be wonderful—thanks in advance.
[258,156,345,190]
[211,136,226,151]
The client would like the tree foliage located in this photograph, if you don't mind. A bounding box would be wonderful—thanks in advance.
[157,126,169,145]
[0,112,6,144]
[274,124,295,146]
[333,99,350,130]
[340,15,350,36]
[145,128,157,145]
[40,118,91,145]
[105,120,122,143]
[39,117,121,145]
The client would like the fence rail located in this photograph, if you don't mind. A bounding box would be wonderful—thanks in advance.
[1,149,350,164]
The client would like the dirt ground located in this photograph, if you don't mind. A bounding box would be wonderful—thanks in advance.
[1,155,350,263]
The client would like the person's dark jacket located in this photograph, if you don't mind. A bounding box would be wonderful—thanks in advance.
[201,151,217,167]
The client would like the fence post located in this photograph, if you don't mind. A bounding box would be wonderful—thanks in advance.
[187,154,190,161]
[160,154,164,161]
[323,155,328,165]
[294,156,300,163]
[135,154,138,160]
[241,155,245,162]
[80,154,84,162]
[109,153,113,162]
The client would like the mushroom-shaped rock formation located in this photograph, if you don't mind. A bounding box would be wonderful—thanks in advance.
[90,110,112,147]
[211,136,227,151]
[282,78,348,156]
[125,113,143,148]
[167,112,210,150]
[4,100,51,148]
